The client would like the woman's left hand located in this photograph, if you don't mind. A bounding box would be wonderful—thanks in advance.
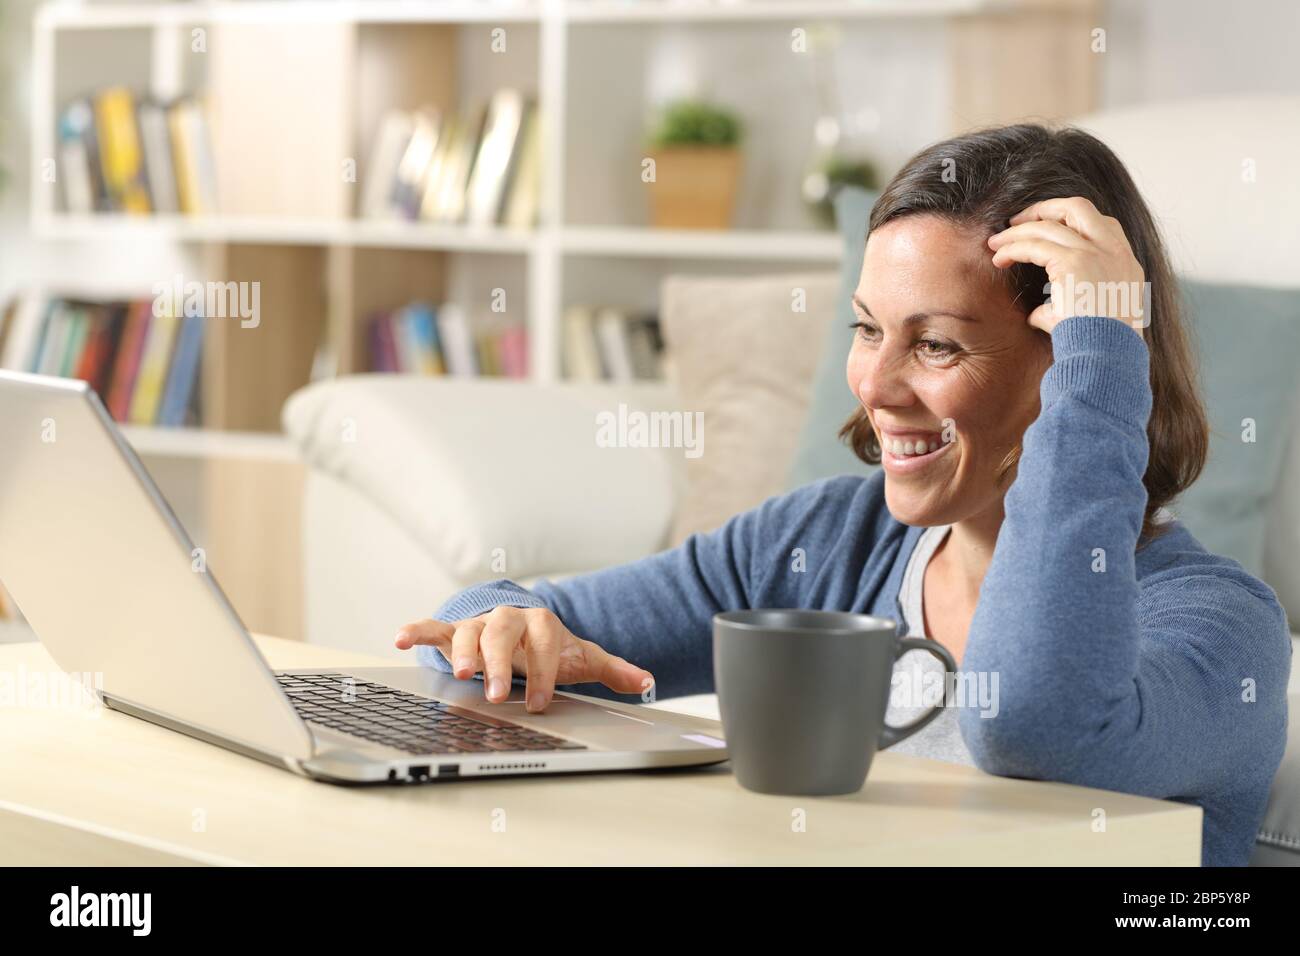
[986,196,1147,336]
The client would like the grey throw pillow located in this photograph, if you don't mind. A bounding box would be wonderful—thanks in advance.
[1173,280,1300,575]
[785,186,880,488]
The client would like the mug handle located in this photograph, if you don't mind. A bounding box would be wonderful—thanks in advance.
[877,636,957,750]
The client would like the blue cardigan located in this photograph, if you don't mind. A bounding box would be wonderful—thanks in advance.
[419,315,1292,867]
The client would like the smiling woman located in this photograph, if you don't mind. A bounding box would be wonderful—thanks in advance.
[839,124,1205,544]
[396,122,1292,868]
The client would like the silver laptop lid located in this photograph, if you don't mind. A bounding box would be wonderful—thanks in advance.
[0,370,313,761]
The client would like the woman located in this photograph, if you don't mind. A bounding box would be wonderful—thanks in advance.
[395,124,1291,867]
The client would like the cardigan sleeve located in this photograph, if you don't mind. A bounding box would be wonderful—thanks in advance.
[958,316,1291,802]
[414,479,855,701]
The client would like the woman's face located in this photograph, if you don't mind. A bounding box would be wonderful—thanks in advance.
[847,214,1053,528]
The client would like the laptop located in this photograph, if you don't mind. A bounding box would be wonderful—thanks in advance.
[0,370,729,783]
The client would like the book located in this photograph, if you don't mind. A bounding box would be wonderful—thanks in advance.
[502,100,541,229]
[170,99,218,215]
[362,111,415,220]
[595,307,635,382]
[625,313,665,380]
[58,305,91,378]
[86,304,128,397]
[419,113,463,222]
[35,302,72,376]
[394,110,441,220]
[0,290,51,371]
[465,89,525,227]
[58,100,99,214]
[434,303,478,377]
[107,302,153,422]
[497,325,529,379]
[129,307,181,424]
[159,313,204,426]
[73,305,109,384]
[358,96,541,229]
[406,303,445,375]
[424,105,484,224]
[561,305,602,381]
[390,304,443,375]
[138,100,179,214]
[369,312,400,373]
[94,88,151,213]
[475,332,499,377]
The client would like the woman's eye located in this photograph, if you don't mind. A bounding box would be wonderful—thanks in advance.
[918,339,956,358]
[850,320,880,342]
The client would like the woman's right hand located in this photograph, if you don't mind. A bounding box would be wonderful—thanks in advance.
[394,606,656,714]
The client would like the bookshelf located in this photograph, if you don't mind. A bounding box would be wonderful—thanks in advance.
[29,0,1099,428]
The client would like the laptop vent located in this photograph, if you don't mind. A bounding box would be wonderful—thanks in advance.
[476,762,548,773]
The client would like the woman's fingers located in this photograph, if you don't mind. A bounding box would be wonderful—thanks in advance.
[478,606,526,702]
[520,609,564,712]
[583,639,656,698]
[1008,196,1118,246]
[396,608,656,708]
[987,218,1090,253]
[449,619,486,679]
[393,619,455,650]
[989,237,1074,274]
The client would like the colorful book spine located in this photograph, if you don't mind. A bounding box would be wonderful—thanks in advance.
[372,313,400,373]
[72,307,108,384]
[36,303,71,376]
[94,88,151,214]
[497,325,529,379]
[57,306,90,378]
[404,303,445,375]
[128,308,181,425]
[158,313,204,427]
[107,302,152,422]
[434,304,477,377]
[4,297,54,372]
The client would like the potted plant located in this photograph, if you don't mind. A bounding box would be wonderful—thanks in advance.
[645,99,743,230]
[802,153,880,230]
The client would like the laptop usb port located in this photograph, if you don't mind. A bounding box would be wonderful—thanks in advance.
[438,763,459,777]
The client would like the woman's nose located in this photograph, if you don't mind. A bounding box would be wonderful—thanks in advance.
[854,351,912,410]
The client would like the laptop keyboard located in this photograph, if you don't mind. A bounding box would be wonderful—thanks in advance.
[275,672,587,756]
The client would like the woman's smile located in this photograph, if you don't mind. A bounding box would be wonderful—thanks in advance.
[877,426,955,474]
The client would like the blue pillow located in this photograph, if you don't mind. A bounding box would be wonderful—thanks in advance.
[785,186,1300,576]
[785,186,879,488]
[1173,280,1300,575]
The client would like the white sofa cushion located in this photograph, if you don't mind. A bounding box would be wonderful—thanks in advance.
[1072,95,1300,287]
[285,376,681,581]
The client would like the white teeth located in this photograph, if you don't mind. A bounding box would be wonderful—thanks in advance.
[888,437,938,457]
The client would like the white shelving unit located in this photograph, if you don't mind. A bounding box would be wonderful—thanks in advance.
[29,0,1098,427]
[118,423,298,460]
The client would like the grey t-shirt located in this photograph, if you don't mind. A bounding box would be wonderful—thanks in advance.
[883,524,975,767]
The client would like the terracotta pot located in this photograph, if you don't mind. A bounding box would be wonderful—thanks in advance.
[646,145,741,229]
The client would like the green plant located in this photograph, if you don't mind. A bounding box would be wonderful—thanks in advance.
[648,100,743,149]
[803,153,880,229]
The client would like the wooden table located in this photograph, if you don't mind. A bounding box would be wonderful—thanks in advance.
[0,635,1202,865]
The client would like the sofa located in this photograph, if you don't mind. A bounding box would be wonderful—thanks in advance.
[285,95,1300,864]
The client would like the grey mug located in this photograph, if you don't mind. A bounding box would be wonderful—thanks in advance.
[712,609,957,796]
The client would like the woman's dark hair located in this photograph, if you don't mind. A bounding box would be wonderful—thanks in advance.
[839,122,1208,542]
